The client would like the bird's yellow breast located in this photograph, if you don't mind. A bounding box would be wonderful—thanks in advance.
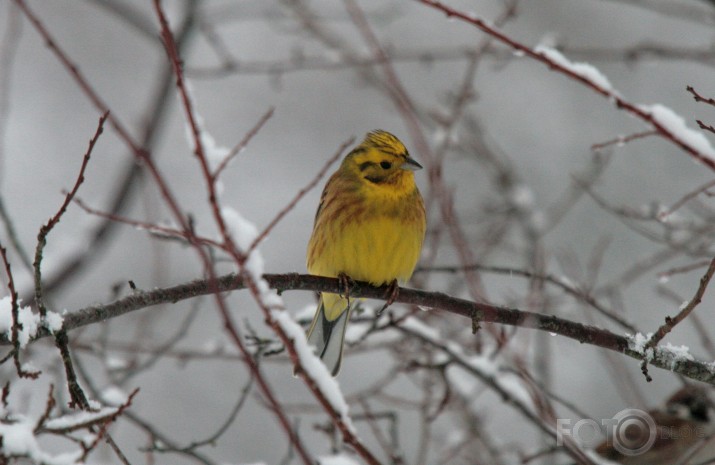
[307,166,426,284]
[308,212,424,285]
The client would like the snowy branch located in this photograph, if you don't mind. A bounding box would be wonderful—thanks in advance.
[3,273,714,385]
[417,0,715,171]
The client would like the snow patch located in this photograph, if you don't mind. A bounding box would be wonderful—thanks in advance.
[181,79,232,174]
[318,454,361,465]
[101,386,128,406]
[639,103,715,160]
[0,296,40,347]
[534,45,614,91]
[44,310,64,333]
[222,207,282,308]
[627,332,653,354]
[272,309,356,434]
[0,416,83,465]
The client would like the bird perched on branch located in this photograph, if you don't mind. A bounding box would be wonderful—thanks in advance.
[304,130,426,376]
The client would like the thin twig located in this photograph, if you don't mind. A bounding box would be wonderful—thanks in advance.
[416,263,637,332]
[39,0,200,297]
[590,130,659,151]
[641,256,715,380]
[212,107,274,180]
[153,3,327,463]
[658,178,715,220]
[417,0,715,172]
[657,260,713,281]
[0,244,38,378]
[246,136,353,254]
[73,352,215,465]
[71,196,224,250]
[31,112,108,409]
[687,85,715,107]
[396,322,598,465]
[655,257,715,345]
[155,376,254,453]
[33,111,108,319]
[696,119,715,135]
[77,389,140,462]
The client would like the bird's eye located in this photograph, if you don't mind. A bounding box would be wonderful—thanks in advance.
[380,161,391,169]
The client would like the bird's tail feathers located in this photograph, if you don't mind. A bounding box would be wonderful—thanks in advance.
[305,296,353,376]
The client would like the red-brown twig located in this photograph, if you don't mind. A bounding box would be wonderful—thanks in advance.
[212,106,274,180]
[157,2,385,462]
[31,112,108,410]
[344,0,489,306]
[71,197,224,250]
[591,130,659,151]
[18,1,315,462]
[641,256,715,381]
[658,178,715,220]
[246,136,353,255]
[78,388,140,462]
[154,2,353,463]
[15,0,203,419]
[14,0,196,255]
[696,119,715,135]
[0,244,38,378]
[657,260,714,281]
[33,111,108,318]
[417,0,715,172]
[687,85,715,107]
[154,0,233,256]
[38,1,199,299]
[33,384,56,434]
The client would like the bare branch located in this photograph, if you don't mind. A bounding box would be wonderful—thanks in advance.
[247,136,353,255]
[641,256,715,380]
[417,0,715,172]
[0,244,38,378]
[590,130,659,151]
[212,107,275,180]
[33,112,108,319]
[687,85,715,107]
[2,272,714,385]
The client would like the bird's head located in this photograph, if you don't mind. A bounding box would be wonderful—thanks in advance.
[343,130,422,186]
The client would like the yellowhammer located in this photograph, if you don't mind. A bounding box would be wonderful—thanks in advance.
[305,130,426,376]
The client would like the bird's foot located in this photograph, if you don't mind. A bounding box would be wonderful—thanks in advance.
[377,279,399,315]
[337,272,353,306]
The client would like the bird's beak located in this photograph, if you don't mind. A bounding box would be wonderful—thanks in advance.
[401,156,423,171]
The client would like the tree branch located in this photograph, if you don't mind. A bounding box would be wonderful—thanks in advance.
[417,0,715,172]
[7,273,715,385]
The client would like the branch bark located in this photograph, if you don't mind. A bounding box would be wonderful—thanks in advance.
[8,272,715,385]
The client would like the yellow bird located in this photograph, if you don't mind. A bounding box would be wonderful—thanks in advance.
[305,130,426,376]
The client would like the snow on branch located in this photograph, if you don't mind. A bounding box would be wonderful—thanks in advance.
[417,0,715,171]
[0,385,138,464]
[3,272,715,385]
[272,309,356,434]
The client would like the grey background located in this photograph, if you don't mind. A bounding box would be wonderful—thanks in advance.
[1,0,715,463]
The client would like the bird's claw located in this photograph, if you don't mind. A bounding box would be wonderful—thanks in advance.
[338,272,353,306]
[377,279,399,316]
